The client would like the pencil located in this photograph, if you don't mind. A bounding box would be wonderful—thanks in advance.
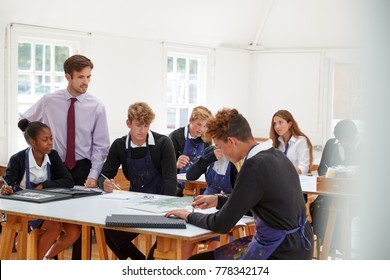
[1,176,9,186]
[192,188,196,213]
[100,173,121,190]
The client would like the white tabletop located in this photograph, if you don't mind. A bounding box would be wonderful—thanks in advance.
[0,189,215,240]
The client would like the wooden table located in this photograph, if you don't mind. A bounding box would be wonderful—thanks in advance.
[301,175,357,260]
[0,190,218,260]
[177,173,207,196]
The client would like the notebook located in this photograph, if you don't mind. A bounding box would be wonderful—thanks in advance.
[44,187,102,198]
[0,189,73,203]
[105,214,187,229]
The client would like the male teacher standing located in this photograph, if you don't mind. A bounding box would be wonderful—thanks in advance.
[19,54,110,259]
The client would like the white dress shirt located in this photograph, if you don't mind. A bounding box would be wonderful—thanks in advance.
[277,135,310,174]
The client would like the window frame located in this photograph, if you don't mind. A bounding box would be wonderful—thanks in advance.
[5,23,91,158]
[163,45,212,133]
[325,50,363,142]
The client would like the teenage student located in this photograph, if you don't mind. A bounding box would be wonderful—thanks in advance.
[98,102,177,260]
[169,106,212,196]
[165,108,313,260]
[19,54,110,259]
[310,119,360,252]
[1,120,80,260]
[270,109,313,175]
[186,145,237,195]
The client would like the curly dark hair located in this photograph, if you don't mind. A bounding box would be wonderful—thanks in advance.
[205,108,253,142]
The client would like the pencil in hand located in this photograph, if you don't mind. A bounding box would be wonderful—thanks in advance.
[101,173,121,190]
[192,188,196,213]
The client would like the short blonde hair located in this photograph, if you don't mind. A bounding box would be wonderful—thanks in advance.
[127,102,155,125]
[190,106,212,122]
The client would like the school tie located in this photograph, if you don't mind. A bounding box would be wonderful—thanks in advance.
[65,97,77,170]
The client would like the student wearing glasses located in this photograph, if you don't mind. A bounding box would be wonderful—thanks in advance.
[166,108,313,260]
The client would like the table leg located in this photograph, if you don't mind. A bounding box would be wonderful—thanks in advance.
[81,225,91,260]
[94,227,108,260]
[154,236,184,260]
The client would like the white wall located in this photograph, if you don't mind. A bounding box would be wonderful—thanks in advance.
[208,48,252,116]
[89,35,165,140]
[250,52,324,145]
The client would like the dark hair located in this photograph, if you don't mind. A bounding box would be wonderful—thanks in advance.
[334,119,358,140]
[205,108,253,142]
[63,54,94,77]
[270,109,313,167]
[18,119,50,143]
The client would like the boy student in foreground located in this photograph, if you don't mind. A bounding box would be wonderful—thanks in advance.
[98,102,177,259]
[19,54,110,259]
[166,108,313,259]
[1,120,80,260]
[169,106,212,196]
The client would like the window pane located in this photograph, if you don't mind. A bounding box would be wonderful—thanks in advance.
[35,44,43,71]
[34,76,50,95]
[189,59,198,80]
[179,108,189,127]
[18,75,31,95]
[54,75,66,88]
[176,58,186,80]
[18,43,31,70]
[333,63,363,120]
[189,83,197,103]
[55,46,69,71]
[167,81,173,103]
[44,45,51,71]
[167,108,176,129]
[167,56,173,73]
[175,82,185,104]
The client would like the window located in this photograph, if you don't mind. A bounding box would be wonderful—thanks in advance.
[331,62,363,134]
[6,24,90,155]
[17,41,70,114]
[166,52,207,131]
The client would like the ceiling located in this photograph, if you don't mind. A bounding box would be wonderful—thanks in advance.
[2,0,363,50]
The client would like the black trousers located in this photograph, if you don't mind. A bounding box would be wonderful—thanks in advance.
[67,159,92,260]
[104,229,145,260]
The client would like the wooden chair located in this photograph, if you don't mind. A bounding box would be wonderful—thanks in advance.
[113,168,130,191]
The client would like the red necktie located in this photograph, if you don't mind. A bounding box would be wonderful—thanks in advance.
[65,98,77,170]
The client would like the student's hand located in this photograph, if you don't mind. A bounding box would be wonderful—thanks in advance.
[165,209,190,221]
[213,147,223,160]
[177,155,190,169]
[192,195,217,209]
[1,185,13,196]
[84,178,97,188]
[103,179,118,193]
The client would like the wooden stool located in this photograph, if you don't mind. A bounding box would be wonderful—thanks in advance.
[0,216,29,259]
[27,228,65,260]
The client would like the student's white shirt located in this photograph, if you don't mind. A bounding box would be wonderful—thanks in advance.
[20,148,51,189]
[277,135,310,174]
